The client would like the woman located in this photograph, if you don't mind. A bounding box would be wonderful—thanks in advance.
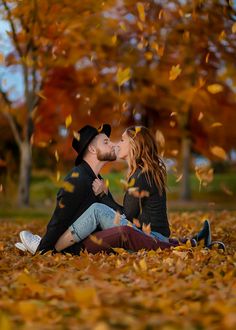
[54,126,209,252]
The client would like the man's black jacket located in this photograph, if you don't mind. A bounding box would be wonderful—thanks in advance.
[37,160,123,254]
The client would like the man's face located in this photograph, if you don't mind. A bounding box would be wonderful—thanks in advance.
[94,133,117,161]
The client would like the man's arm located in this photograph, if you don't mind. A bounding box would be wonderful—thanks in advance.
[38,173,88,252]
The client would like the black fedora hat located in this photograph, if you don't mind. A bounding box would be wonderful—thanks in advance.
[72,124,111,166]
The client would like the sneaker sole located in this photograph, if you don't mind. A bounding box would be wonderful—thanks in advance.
[19,231,36,254]
[15,242,27,252]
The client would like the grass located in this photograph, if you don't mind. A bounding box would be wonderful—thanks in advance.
[0,170,235,221]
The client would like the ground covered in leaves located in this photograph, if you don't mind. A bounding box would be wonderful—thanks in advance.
[0,211,236,330]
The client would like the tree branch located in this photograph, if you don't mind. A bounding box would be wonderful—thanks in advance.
[2,0,24,59]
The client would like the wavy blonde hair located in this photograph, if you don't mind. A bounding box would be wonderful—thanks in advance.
[126,126,167,195]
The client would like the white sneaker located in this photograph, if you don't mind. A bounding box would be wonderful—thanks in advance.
[19,231,41,255]
[15,242,27,252]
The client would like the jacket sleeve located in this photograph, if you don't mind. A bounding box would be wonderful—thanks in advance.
[38,174,88,252]
[123,173,150,221]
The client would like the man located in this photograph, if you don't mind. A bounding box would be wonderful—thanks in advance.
[20,124,123,254]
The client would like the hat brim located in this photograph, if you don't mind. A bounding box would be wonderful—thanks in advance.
[75,124,111,166]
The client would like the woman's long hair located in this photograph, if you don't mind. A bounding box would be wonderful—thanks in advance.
[126,126,167,195]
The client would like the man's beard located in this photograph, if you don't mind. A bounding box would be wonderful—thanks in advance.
[97,149,117,161]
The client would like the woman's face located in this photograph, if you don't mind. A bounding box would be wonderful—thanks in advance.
[116,131,130,160]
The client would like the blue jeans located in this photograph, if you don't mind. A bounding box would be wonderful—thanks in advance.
[69,203,169,243]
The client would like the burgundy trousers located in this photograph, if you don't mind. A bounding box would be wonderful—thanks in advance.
[80,226,187,254]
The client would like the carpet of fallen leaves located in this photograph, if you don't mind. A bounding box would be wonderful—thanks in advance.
[0,211,236,330]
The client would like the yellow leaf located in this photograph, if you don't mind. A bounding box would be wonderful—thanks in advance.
[36,91,47,100]
[139,258,147,271]
[198,112,204,121]
[205,52,210,63]
[169,64,182,81]
[232,22,236,33]
[142,223,151,235]
[89,234,103,245]
[218,30,226,41]
[133,218,141,228]
[111,34,117,45]
[0,53,5,64]
[158,9,164,20]
[61,181,74,193]
[137,2,145,22]
[137,21,144,31]
[0,313,12,330]
[54,150,59,162]
[112,247,127,254]
[18,301,37,320]
[56,170,61,182]
[71,172,79,178]
[37,141,48,148]
[207,84,223,94]
[119,22,127,31]
[17,273,45,294]
[210,146,227,160]
[113,211,121,225]
[145,52,153,61]
[65,115,72,128]
[116,67,131,86]
[157,45,164,57]
[176,174,183,183]
[211,122,223,128]
[105,179,109,188]
[70,287,98,307]
[73,131,80,141]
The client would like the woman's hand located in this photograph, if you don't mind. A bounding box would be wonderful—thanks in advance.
[92,178,108,196]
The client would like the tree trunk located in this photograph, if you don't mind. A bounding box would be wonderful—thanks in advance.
[180,137,192,201]
[18,141,32,207]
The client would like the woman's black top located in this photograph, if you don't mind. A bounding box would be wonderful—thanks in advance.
[124,168,170,237]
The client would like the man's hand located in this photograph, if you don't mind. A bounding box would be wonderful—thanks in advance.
[92,178,108,196]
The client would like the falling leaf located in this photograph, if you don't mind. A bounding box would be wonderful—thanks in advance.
[155,130,165,148]
[36,91,47,100]
[210,146,227,160]
[170,112,177,117]
[111,34,117,45]
[142,223,151,235]
[145,52,153,61]
[211,122,223,128]
[137,22,144,31]
[73,131,80,141]
[105,179,109,188]
[54,150,59,162]
[221,184,233,196]
[137,3,145,22]
[232,22,236,33]
[56,170,61,182]
[198,77,206,88]
[218,30,226,41]
[205,52,210,63]
[170,149,179,156]
[59,200,65,208]
[0,53,5,64]
[198,112,204,121]
[116,67,131,86]
[119,22,126,31]
[71,172,79,178]
[65,115,72,128]
[169,64,182,81]
[61,181,74,193]
[113,211,121,225]
[176,174,183,183]
[89,235,103,245]
[133,218,141,228]
[207,84,223,94]
[158,9,164,19]
[170,121,176,127]
[37,141,48,148]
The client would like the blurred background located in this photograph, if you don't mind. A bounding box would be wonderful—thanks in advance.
[0,0,236,220]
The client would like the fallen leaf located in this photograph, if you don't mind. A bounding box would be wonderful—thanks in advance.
[169,64,182,80]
